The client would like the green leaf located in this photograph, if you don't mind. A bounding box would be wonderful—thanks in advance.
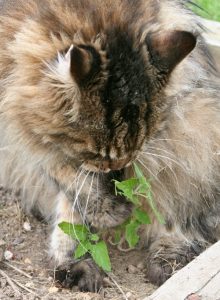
[138,181,151,194]
[114,229,122,244]
[147,192,165,224]
[134,163,151,193]
[134,208,151,224]
[142,192,166,225]
[74,241,91,259]
[125,220,140,248]
[114,178,139,204]
[58,222,89,242]
[90,234,99,242]
[90,241,111,272]
[134,163,145,179]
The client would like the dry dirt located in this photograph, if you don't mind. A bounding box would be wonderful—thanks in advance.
[0,187,156,300]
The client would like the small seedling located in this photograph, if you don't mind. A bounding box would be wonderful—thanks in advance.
[58,222,111,272]
[59,163,164,272]
[113,163,165,248]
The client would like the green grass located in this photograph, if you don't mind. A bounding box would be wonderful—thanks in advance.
[192,0,220,22]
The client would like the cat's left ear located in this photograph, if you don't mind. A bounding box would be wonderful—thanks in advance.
[145,30,197,73]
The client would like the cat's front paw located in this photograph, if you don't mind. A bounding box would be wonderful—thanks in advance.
[55,258,104,292]
[145,239,206,286]
[88,199,133,228]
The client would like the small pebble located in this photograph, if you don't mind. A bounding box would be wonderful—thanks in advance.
[26,265,34,272]
[4,250,13,261]
[0,278,7,288]
[48,276,54,282]
[126,292,134,299]
[127,264,138,274]
[23,221,31,231]
[0,239,6,247]
[48,286,59,293]
[186,293,202,300]
[12,237,24,245]
[24,258,32,264]
[0,248,4,262]
[25,282,34,288]
[103,277,113,287]
[136,262,145,270]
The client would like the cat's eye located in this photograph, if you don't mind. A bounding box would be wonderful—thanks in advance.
[80,151,100,160]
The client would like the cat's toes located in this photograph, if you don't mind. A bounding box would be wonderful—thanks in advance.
[55,259,104,292]
[145,239,206,286]
[90,199,133,228]
[145,254,177,286]
[116,201,133,221]
[105,201,133,227]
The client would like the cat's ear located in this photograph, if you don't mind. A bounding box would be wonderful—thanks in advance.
[56,44,100,85]
[145,30,196,72]
[69,45,96,84]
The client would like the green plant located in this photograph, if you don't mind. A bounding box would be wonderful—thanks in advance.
[58,222,111,272]
[190,0,220,22]
[113,163,165,248]
[59,163,164,272]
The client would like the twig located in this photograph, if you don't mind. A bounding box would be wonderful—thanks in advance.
[108,236,134,252]
[106,273,128,300]
[3,261,32,279]
[11,278,40,297]
[0,269,21,296]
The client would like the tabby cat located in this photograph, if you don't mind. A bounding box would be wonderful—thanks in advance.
[0,0,220,292]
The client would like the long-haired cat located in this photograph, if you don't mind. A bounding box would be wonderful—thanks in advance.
[0,0,220,292]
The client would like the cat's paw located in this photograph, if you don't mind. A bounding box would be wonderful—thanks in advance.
[88,200,133,228]
[145,239,206,286]
[55,259,104,292]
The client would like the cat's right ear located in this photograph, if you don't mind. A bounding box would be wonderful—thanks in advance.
[145,30,197,73]
[69,45,97,85]
[56,44,101,86]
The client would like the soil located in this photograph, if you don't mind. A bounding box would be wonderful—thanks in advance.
[0,187,156,300]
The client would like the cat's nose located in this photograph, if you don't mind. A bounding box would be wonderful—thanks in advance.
[83,157,131,173]
[100,157,130,172]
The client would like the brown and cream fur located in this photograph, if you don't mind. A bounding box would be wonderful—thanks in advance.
[0,0,220,291]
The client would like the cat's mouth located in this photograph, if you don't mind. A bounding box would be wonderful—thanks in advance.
[83,156,132,173]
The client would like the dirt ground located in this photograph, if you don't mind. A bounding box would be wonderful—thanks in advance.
[0,187,156,300]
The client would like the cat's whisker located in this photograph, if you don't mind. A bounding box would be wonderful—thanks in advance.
[82,172,95,224]
[93,169,100,220]
[68,170,92,254]
[136,157,170,191]
[0,146,13,151]
[146,146,177,158]
[65,165,84,194]
[136,158,158,180]
[139,152,181,190]
[68,172,86,245]
[72,170,91,223]
[150,137,191,146]
[140,146,183,186]
[68,168,86,225]
[140,151,186,172]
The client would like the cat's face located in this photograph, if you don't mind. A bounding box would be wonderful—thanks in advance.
[42,28,196,173]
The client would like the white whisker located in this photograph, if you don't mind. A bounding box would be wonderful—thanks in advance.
[150,138,191,147]
[73,170,91,222]
[136,158,158,180]
[138,152,181,190]
[82,172,95,223]
[140,151,186,172]
[65,165,84,193]
[146,146,177,158]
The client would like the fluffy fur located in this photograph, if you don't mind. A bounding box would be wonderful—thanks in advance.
[0,0,220,291]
